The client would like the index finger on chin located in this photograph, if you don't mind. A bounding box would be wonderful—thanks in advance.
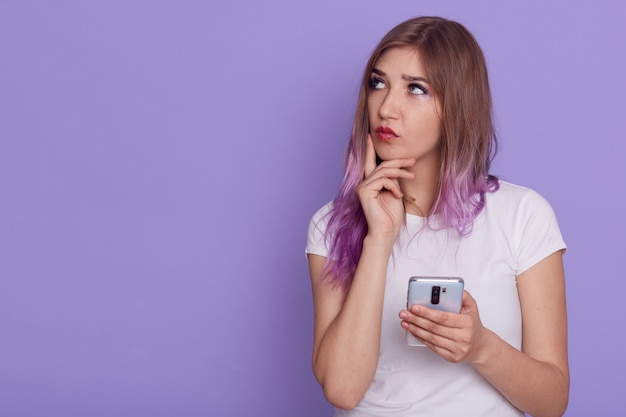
[364,134,376,178]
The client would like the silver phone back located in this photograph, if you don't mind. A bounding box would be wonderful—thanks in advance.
[406,276,464,346]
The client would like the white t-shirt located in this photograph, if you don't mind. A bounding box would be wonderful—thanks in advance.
[305,181,566,417]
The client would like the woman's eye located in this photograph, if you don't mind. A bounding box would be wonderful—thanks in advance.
[370,78,385,89]
[409,84,427,95]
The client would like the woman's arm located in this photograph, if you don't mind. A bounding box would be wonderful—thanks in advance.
[476,250,569,416]
[309,136,415,409]
[401,250,569,417]
[308,236,392,409]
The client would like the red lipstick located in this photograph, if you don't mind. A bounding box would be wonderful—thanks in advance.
[375,126,398,142]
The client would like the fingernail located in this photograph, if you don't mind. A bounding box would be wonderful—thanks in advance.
[399,312,408,319]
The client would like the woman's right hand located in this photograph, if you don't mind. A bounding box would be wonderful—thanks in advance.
[356,134,415,240]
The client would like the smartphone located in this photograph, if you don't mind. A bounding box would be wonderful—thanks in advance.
[405,276,464,346]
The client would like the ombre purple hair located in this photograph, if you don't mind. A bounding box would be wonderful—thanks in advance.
[323,16,500,288]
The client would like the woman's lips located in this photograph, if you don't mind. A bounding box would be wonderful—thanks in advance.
[375,126,398,142]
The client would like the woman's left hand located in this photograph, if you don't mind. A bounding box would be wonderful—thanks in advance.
[399,291,490,364]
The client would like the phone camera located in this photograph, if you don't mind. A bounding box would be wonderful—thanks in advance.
[431,286,441,305]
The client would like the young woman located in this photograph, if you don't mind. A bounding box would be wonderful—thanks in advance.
[306,16,569,417]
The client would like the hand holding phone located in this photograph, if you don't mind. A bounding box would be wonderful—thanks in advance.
[405,276,464,346]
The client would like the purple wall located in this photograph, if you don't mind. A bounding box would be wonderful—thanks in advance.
[1,1,624,416]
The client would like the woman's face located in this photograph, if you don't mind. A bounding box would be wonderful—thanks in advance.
[367,47,442,166]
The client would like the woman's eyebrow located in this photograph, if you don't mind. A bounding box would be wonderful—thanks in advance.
[371,68,429,84]
[402,74,429,83]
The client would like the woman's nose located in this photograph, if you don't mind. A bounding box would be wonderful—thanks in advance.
[378,90,400,119]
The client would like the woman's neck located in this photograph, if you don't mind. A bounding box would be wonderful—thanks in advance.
[399,156,440,217]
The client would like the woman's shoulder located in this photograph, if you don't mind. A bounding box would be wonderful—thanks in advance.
[489,180,552,209]
[306,201,334,257]
[492,180,537,197]
[308,201,334,233]
[311,200,334,221]
[486,180,561,231]
[486,181,566,273]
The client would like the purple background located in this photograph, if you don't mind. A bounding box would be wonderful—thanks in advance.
[1,1,624,416]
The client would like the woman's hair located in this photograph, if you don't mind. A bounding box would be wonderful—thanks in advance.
[323,16,499,288]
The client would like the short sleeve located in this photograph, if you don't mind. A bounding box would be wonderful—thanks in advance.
[514,189,566,275]
[305,202,333,258]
